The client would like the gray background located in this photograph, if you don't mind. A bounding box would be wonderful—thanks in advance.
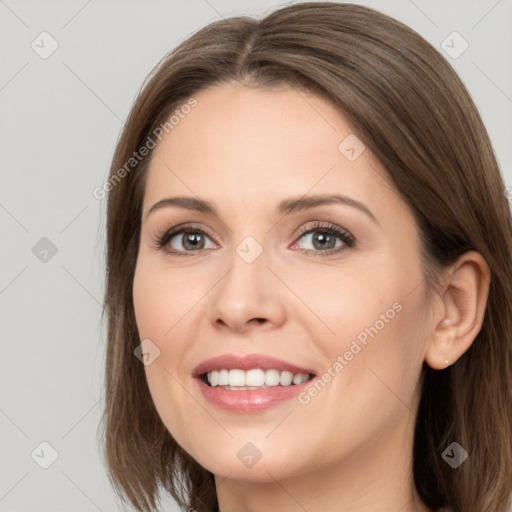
[1,1,511,511]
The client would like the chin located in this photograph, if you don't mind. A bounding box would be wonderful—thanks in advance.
[181,437,303,482]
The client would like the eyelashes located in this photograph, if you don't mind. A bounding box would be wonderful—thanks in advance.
[293,221,355,256]
[153,223,213,255]
[153,221,355,258]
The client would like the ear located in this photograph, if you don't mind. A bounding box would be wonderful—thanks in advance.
[424,250,491,370]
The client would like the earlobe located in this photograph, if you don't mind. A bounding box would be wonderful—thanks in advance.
[424,323,455,370]
[440,320,451,367]
[424,251,490,370]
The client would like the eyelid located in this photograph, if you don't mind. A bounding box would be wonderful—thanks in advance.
[293,221,354,243]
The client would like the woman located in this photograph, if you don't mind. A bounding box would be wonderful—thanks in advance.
[99,3,512,511]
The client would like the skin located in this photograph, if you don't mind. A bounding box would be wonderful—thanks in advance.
[132,81,490,512]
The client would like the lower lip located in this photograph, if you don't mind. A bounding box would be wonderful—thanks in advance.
[195,376,313,412]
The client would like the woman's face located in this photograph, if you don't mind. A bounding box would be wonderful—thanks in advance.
[133,81,432,481]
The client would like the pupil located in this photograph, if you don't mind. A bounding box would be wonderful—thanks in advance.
[313,232,335,250]
[183,231,203,250]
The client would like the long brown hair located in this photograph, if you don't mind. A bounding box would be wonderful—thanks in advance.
[99,3,512,511]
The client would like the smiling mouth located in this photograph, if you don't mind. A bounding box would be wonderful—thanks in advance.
[200,369,315,389]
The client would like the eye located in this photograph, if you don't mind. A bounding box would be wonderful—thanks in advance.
[291,221,355,256]
[153,221,355,258]
[154,223,216,256]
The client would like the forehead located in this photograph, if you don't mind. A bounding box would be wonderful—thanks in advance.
[143,81,403,221]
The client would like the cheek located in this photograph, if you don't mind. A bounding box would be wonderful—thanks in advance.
[132,260,203,434]
[133,259,200,339]
[300,256,427,391]
[327,280,428,415]
[287,264,406,347]
[133,263,161,337]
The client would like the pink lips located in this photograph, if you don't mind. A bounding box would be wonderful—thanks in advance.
[192,353,316,413]
[192,353,314,377]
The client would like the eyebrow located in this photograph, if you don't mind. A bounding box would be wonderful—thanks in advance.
[144,193,379,226]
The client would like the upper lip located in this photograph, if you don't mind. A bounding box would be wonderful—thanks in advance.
[192,353,316,377]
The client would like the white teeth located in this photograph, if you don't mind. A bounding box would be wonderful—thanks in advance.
[228,369,245,387]
[209,370,219,386]
[206,368,311,388]
[264,369,280,386]
[245,369,265,386]
[292,373,309,385]
[218,369,229,386]
[280,371,294,386]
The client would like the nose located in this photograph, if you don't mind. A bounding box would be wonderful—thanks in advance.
[207,248,286,334]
